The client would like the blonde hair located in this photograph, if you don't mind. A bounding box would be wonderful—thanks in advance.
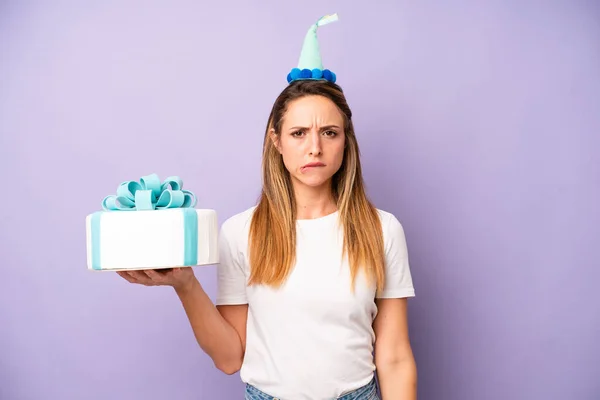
[248,80,385,292]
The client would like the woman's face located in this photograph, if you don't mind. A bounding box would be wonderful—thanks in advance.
[273,95,346,190]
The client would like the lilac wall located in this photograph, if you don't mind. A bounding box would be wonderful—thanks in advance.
[1,1,598,399]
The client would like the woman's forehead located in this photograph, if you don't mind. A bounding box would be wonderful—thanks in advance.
[283,96,343,125]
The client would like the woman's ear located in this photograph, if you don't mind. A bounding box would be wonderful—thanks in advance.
[270,129,281,153]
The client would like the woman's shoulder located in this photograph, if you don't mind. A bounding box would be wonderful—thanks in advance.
[375,207,403,226]
[220,205,257,238]
[374,208,407,239]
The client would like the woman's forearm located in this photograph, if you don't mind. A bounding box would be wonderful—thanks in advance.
[377,359,417,400]
[175,278,244,374]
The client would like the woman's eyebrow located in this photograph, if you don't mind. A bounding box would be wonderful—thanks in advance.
[288,124,342,131]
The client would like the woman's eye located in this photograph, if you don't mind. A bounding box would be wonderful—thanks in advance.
[291,130,337,137]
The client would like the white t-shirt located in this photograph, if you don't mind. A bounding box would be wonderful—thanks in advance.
[216,206,415,400]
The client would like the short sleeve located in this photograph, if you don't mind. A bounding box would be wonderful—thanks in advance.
[215,219,249,305]
[376,213,416,299]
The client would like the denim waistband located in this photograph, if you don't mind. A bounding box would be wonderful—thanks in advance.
[244,376,379,400]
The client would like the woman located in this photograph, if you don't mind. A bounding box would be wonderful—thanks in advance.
[118,15,417,400]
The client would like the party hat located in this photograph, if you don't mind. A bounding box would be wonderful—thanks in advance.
[287,13,339,84]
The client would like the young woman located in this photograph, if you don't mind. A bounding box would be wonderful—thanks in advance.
[117,15,417,400]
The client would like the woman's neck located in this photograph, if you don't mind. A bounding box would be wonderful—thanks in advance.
[293,180,337,220]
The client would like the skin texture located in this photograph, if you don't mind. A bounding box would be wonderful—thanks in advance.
[374,298,418,399]
[270,94,346,220]
[116,94,416,398]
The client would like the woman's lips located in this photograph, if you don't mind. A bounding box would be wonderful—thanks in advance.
[300,162,325,172]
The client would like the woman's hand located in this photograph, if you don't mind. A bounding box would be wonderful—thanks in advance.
[116,267,196,293]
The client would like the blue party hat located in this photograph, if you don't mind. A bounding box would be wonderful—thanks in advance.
[287,13,339,84]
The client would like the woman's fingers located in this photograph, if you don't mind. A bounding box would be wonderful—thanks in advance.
[117,271,139,284]
[126,270,155,286]
[116,268,182,287]
[143,269,168,284]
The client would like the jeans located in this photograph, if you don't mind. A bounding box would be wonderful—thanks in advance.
[244,377,380,400]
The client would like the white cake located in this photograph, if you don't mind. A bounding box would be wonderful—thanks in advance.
[86,174,219,271]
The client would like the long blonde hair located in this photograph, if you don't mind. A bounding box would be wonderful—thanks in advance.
[248,80,385,292]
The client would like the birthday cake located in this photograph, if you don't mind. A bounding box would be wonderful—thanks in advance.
[85,174,218,271]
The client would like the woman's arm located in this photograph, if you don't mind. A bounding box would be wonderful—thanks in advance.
[119,269,248,375]
[176,277,248,374]
[373,298,417,400]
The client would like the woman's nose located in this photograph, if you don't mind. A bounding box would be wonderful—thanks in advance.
[308,130,322,156]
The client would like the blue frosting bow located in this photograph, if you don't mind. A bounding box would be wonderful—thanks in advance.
[101,173,197,211]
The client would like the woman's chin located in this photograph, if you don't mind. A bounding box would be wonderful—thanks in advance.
[294,175,332,188]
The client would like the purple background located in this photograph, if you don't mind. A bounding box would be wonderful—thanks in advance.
[1,1,598,399]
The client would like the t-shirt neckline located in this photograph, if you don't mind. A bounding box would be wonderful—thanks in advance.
[296,210,339,224]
